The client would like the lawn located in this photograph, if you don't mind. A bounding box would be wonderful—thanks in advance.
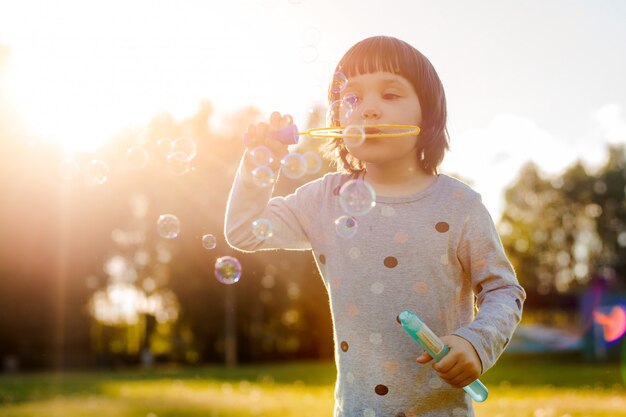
[0,352,624,417]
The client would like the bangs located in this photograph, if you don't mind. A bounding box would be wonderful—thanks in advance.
[335,36,417,79]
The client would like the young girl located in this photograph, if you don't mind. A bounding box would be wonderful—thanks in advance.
[225,36,525,417]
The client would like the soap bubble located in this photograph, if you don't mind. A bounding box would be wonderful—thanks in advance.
[303,151,322,174]
[59,158,80,180]
[157,214,180,239]
[339,179,376,216]
[172,137,197,160]
[280,152,307,179]
[249,145,274,167]
[166,151,191,175]
[326,98,356,126]
[157,138,174,155]
[214,256,242,285]
[335,215,358,238]
[252,218,273,240]
[252,165,276,187]
[330,72,348,94]
[343,125,366,147]
[125,146,149,169]
[85,160,109,185]
[202,234,217,249]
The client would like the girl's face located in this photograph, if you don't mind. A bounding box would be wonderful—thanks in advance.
[338,71,423,167]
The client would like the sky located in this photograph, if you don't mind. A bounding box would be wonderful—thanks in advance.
[1,0,625,218]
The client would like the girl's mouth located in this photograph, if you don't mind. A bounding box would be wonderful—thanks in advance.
[363,127,382,135]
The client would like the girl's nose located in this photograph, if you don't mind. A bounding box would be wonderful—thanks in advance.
[360,106,381,120]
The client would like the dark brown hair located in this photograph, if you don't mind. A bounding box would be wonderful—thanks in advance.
[322,36,449,175]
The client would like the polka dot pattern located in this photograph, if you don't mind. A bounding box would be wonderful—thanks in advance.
[394,231,409,244]
[374,384,389,395]
[369,333,382,345]
[308,180,511,413]
[383,360,399,372]
[363,408,376,417]
[347,371,355,384]
[348,304,360,317]
[452,188,465,199]
[370,282,384,295]
[384,256,398,268]
[381,205,396,217]
[414,281,429,295]
[428,376,443,389]
[452,407,466,417]
[349,247,361,259]
[438,309,447,322]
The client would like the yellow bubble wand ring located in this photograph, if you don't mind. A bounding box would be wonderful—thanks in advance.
[244,124,420,145]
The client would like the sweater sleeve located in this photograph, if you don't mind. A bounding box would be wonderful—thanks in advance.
[452,197,526,374]
[224,154,321,252]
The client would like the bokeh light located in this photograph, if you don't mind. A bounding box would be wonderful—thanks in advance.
[593,305,626,343]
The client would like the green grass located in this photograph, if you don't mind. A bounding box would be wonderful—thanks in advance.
[0,353,624,417]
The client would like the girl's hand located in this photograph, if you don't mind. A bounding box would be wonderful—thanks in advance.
[244,111,292,171]
[415,335,483,389]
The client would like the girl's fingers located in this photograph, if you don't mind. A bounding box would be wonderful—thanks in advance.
[244,124,256,147]
[281,113,293,126]
[256,122,269,144]
[269,111,282,129]
[456,376,475,389]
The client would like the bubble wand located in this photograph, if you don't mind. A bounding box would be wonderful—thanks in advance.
[244,124,420,145]
[398,310,489,402]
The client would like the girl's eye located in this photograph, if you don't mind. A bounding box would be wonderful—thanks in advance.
[383,93,401,100]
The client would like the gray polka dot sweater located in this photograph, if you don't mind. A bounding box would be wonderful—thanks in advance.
[225,160,526,417]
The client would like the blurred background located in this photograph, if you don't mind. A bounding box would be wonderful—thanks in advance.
[0,0,625,412]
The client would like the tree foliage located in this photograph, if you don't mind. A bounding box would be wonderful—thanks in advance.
[500,145,626,299]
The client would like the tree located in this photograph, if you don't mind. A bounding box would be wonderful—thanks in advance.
[500,145,626,299]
